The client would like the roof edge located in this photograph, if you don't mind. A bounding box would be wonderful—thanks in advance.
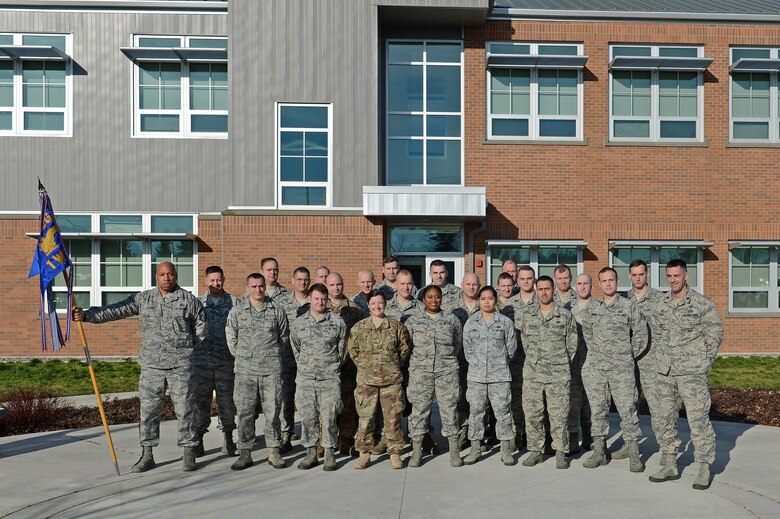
[489,7,780,23]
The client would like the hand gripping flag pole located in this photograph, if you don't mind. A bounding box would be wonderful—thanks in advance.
[29,180,120,476]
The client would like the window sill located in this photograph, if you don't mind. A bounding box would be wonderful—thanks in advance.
[726,141,780,148]
[482,137,588,146]
[726,311,780,318]
[604,139,708,147]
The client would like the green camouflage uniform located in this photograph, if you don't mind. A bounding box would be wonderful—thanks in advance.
[275,292,309,439]
[553,290,577,308]
[327,297,363,448]
[195,291,238,438]
[580,297,648,443]
[463,312,517,441]
[290,310,347,449]
[347,316,412,455]
[649,287,723,464]
[226,296,289,450]
[504,292,536,444]
[405,310,463,440]
[515,302,577,453]
[84,286,207,448]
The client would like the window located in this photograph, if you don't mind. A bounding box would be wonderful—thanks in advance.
[128,35,227,137]
[48,214,198,308]
[486,42,585,140]
[277,103,331,207]
[609,45,708,142]
[487,241,585,285]
[609,242,705,292]
[0,33,71,135]
[386,40,463,185]
[729,48,780,142]
[729,244,780,313]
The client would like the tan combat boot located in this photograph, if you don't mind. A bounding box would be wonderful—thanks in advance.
[354,452,371,470]
[389,453,404,470]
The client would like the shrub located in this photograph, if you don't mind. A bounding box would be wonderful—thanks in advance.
[0,386,64,436]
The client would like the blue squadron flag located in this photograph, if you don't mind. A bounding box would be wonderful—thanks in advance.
[28,180,73,351]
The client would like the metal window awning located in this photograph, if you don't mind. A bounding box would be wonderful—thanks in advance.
[0,45,70,61]
[26,232,197,240]
[608,240,713,248]
[487,54,588,69]
[486,239,588,248]
[729,58,780,72]
[120,47,227,64]
[728,240,780,250]
[609,56,713,71]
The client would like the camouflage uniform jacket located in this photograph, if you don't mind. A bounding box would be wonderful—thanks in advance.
[451,297,480,327]
[326,297,363,331]
[553,290,577,309]
[196,291,238,366]
[347,317,412,386]
[569,299,591,370]
[385,295,422,323]
[418,283,464,313]
[515,303,577,382]
[580,297,648,371]
[405,311,463,374]
[290,310,347,382]
[265,283,289,300]
[463,312,517,383]
[85,286,207,370]
[507,290,536,309]
[225,296,290,376]
[626,286,665,362]
[649,287,723,376]
[351,293,371,318]
[275,291,311,323]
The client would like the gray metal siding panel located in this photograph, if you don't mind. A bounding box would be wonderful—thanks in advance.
[0,10,230,212]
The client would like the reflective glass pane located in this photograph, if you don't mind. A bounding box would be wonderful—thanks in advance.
[66,239,92,263]
[175,264,194,286]
[102,292,136,306]
[427,115,460,137]
[539,45,578,56]
[151,216,193,233]
[633,72,651,91]
[732,73,751,96]
[139,64,159,86]
[538,70,557,91]
[47,85,66,108]
[752,96,770,117]
[139,86,159,109]
[151,240,193,261]
[46,62,66,83]
[125,264,143,286]
[189,63,211,86]
[612,71,632,93]
[0,111,10,130]
[632,95,650,115]
[388,114,423,137]
[22,85,44,107]
[491,92,510,114]
[731,97,751,118]
[281,105,328,128]
[0,61,12,82]
[488,43,529,55]
[559,70,578,92]
[559,94,577,116]
[613,46,652,57]
[305,132,328,156]
[538,93,557,115]
[22,61,43,82]
[280,131,303,155]
[211,64,227,86]
[612,95,631,116]
[52,291,90,308]
[280,157,303,181]
[100,215,142,233]
[511,92,530,115]
[539,119,576,137]
[388,42,423,63]
[491,118,528,137]
[427,43,460,63]
[24,111,64,131]
[305,157,328,182]
[426,140,461,184]
[161,86,181,109]
[389,226,463,253]
[732,266,751,287]
[141,114,179,132]
[659,72,679,94]
[188,38,227,49]
[679,72,697,93]
[659,95,678,116]
[659,47,699,57]
[213,88,227,110]
[388,65,423,112]
[660,120,696,139]
[191,114,227,133]
[614,120,649,138]
[160,63,181,85]
[679,95,697,117]
[510,69,530,89]
[0,35,13,45]
[387,139,423,185]
[752,266,770,287]
[139,37,181,48]
[731,247,750,266]
[733,291,768,309]
[189,87,210,110]
[733,122,768,140]
[491,69,511,90]
[23,35,66,50]
[426,66,460,112]
[732,48,771,62]
[281,186,326,206]
[58,214,91,232]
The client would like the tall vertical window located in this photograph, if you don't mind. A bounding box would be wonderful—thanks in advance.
[277,103,331,207]
[609,45,710,142]
[729,48,780,142]
[0,33,71,135]
[125,35,227,137]
[486,42,585,140]
[609,242,706,292]
[729,246,773,312]
[386,40,463,185]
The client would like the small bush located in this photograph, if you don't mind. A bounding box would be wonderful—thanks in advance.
[0,386,65,436]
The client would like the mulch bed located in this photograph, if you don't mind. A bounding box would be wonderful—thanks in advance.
[1,389,778,436]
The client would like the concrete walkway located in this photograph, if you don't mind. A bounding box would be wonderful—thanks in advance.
[1,410,779,518]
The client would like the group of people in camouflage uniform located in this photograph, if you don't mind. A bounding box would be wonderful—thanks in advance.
[72,253,722,489]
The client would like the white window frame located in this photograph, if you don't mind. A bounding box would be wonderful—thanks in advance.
[728,242,779,314]
[0,32,72,137]
[608,44,705,143]
[385,39,464,186]
[486,240,585,286]
[608,243,705,293]
[275,102,333,209]
[388,225,465,287]
[131,35,227,139]
[485,42,584,142]
[48,213,199,309]
[729,47,780,143]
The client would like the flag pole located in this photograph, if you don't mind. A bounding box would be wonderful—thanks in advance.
[63,270,121,477]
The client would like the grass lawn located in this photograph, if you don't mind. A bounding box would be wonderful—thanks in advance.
[0,356,778,398]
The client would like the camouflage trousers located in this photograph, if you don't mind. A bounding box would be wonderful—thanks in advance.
[193,363,236,437]
[296,378,342,449]
[138,366,197,448]
[337,360,358,447]
[567,367,592,437]
[524,378,570,452]
[407,369,460,440]
[466,381,513,441]
[354,382,405,455]
[458,364,469,430]
[637,354,662,441]
[234,372,282,450]
[280,351,297,436]
[582,368,641,441]
[510,361,525,438]
[655,372,716,464]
